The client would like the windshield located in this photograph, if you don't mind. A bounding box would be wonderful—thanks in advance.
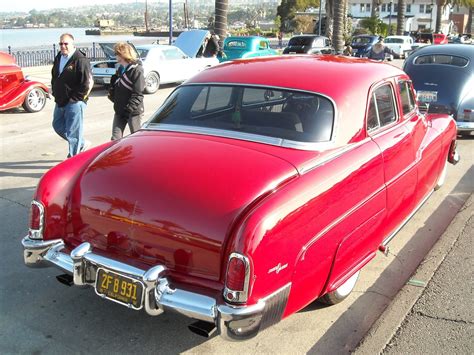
[288,37,314,46]
[146,85,335,143]
[385,38,404,43]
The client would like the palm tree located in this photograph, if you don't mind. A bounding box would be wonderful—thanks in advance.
[325,0,334,42]
[214,0,229,45]
[332,0,346,53]
[397,0,406,35]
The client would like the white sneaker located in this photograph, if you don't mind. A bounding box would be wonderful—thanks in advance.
[80,140,91,153]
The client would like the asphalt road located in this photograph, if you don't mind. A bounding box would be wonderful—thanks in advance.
[0,63,473,354]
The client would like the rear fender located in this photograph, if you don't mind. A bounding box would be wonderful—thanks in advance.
[34,141,117,240]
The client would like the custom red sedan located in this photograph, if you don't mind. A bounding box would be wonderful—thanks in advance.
[22,55,459,341]
[0,51,49,112]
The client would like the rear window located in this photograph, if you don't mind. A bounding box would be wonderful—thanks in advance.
[225,40,247,49]
[147,85,335,143]
[289,37,314,46]
[414,54,468,67]
[385,38,404,44]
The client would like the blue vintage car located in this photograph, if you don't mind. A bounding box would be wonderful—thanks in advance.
[219,36,278,62]
[351,35,379,58]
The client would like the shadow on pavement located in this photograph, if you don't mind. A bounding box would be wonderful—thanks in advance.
[307,165,474,354]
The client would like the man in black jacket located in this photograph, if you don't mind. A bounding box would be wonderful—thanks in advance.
[51,33,93,157]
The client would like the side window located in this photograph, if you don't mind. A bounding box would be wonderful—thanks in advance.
[191,86,233,113]
[367,84,397,131]
[259,41,268,50]
[398,80,416,115]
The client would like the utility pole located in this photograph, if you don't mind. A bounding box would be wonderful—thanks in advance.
[169,0,173,45]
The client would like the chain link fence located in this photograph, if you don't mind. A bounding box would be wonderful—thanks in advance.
[7,43,107,67]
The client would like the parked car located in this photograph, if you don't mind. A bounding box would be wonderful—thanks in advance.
[219,36,277,62]
[403,44,474,136]
[351,34,379,57]
[22,55,459,341]
[91,30,219,94]
[384,35,414,58]
[0,51,49,113]
[282,35,333,55]
[432,33,448,44]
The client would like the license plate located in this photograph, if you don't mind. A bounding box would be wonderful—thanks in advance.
[103,77,111,84]
[95,268,144,309]
[417,90,437,103]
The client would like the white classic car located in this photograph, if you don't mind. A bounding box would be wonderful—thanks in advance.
[384,35,414,59]
[91,30,219,94]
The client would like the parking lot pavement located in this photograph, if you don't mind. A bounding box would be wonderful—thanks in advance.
[355,194,474,353]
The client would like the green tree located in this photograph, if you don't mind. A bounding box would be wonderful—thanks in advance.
[277,0,320,32]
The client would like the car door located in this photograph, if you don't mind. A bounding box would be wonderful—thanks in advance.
[397,79,443,202]
[367,81,418,244]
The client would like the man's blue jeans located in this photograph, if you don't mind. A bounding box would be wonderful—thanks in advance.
[52,101,86,157]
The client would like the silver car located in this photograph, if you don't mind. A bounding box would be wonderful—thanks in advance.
[91,30,219,94]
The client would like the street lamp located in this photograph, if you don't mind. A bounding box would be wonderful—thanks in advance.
[388,1,393,35]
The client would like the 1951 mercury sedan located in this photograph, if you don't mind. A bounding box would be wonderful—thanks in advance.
[22,55,459,341]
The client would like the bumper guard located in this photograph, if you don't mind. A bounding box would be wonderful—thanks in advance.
[22,236,290,341]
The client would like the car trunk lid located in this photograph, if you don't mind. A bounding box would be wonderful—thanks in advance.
[69,131,298,281]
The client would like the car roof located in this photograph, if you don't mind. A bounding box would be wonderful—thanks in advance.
[187,55,406,144]
[407,43,474,59]
[225,36,267,42]
[386,35,410,39]
[290,35,328,39]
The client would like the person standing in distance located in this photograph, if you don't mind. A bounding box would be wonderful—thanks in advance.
[51,33,93,158]
[108,42,145,140]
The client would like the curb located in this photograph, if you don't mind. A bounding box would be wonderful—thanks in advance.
[354,193,473,354]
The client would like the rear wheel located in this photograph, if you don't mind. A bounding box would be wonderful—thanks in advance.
[22,87,47,112]
[320,270,360,305]
[144,72,160,94]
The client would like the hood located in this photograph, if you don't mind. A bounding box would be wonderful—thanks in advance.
[98,42,139,60]
[70,131,298,281]
[174,29,210,58]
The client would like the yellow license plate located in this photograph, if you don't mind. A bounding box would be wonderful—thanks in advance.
[95,268,144,310]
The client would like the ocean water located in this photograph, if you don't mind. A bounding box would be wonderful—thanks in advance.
[0,27,165,51]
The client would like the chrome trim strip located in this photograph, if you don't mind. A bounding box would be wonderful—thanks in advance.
[28,200,44,240]
[223,252,251,303]
[382,189,434,246]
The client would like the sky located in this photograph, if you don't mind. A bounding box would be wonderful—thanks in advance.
[4,0,165,13]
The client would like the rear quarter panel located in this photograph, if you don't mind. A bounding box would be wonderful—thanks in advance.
[229,140,386,316]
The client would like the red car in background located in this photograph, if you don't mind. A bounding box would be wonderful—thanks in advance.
[0,51,49,112]
[22,55,459,341]
[433,33,448,44]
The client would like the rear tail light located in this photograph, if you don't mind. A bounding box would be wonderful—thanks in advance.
[224,253,250,303]
[28,200,44,240]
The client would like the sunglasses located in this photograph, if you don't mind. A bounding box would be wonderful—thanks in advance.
[59,42,70,46]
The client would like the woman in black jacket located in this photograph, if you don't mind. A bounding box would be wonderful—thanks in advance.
[108,42,145,140]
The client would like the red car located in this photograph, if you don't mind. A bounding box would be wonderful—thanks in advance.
[0,51,49,112]
[433,33,448,44]
[22,55,459,341]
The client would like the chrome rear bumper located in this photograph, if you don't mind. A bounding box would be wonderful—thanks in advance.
[22,236,290,341]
